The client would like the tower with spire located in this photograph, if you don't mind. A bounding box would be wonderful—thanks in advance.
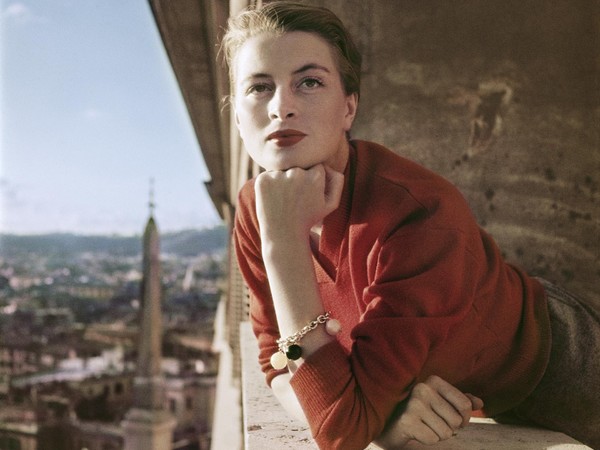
[122,180,175,449]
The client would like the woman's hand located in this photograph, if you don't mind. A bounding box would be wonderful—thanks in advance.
[253,163,344,346]
[374,375,484,449]
[254,164,344,244]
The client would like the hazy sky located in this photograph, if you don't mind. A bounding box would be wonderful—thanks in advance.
[1,0,222,235]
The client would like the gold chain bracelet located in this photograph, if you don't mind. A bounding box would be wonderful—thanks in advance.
[270,312,341,370]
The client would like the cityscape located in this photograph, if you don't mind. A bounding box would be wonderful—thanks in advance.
[0,220,228,450]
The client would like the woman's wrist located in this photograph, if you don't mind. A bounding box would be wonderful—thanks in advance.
[259,220,311,249]
[260,229,312,263]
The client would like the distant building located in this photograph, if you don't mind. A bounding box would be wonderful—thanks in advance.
[0,420,37,450]
[57,284,117,301]
[0,210,218,450]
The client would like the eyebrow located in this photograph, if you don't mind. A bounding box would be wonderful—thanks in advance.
[241,63,331,84]
[292,63,331,75]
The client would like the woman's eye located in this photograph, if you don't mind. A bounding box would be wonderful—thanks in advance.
[247,83,272,95]
[299,77,324,89]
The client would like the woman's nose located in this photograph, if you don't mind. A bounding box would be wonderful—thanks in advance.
[268,88,296,120]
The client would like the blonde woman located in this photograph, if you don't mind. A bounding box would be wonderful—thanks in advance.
[223,2,600,449]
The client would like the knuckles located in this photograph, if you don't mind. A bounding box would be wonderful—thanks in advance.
[256,166,325,187]
[420,432,442,446]
[425,374,443,386]
[412,381,434,399]
[447,412,464,429]
[455,397,472,414]
[437,427,455,442]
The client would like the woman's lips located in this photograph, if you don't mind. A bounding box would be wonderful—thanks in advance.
[267,129,306,147]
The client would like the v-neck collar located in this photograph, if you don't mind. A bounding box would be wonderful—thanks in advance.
[311,142,356,282]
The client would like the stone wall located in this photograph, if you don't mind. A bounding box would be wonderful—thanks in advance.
[310,0,599,305]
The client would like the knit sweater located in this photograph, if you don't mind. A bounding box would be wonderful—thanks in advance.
[234,140,551,450]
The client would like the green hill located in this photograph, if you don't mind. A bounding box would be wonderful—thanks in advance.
[0,225,228,259]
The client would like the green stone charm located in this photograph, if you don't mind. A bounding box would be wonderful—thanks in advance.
[286,344,303,361]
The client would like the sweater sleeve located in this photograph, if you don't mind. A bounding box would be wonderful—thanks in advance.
[289,224,482,450]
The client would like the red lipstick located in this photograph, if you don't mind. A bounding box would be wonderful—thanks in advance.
[266,129,306,147]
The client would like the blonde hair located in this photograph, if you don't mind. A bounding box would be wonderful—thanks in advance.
[221,1,362,98]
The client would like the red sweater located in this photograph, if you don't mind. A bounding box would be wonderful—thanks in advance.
[234,140,551,450]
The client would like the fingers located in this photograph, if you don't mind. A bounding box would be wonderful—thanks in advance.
[254,164,344,238]
[419,408,457,442]
[426,375,483,428]
[261,164,343,214]
[380,375,483,448]
[410,381,463,432]
[466,393,484,411]
[409,419,450,445]
[400,393,456,445]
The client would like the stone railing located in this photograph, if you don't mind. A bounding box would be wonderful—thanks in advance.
[240,322,315,449]
[240,322,591,450]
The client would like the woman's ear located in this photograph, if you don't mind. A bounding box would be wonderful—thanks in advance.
[344,93,359,130]
[223,93,242,130]
[232,102,242,131]
[234,110,241,130]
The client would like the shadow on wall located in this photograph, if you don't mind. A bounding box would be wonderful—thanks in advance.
[326,0,600,305]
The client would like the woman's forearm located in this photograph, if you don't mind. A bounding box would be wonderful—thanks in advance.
[261,236,334,362]
[255,166,343,363]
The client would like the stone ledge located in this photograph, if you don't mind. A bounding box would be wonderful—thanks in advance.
[240,322,591,450]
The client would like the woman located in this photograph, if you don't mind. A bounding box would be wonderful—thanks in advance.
[223,2,600,449]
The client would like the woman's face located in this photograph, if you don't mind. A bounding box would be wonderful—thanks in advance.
[233,31,358,172]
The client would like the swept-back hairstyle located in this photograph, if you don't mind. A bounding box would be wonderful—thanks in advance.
[221,1,362,98]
